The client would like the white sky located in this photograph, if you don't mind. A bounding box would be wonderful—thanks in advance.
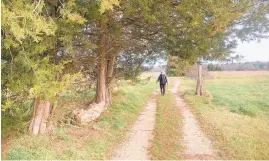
[234,39,269,62]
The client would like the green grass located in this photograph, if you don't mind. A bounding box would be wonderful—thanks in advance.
[150,92,183,160]
[205,75,269,116]
[180,74,269,159]
[4,78,156,160]
[5,136,58,160]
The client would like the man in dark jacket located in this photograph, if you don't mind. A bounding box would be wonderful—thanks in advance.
[156,71,168,95]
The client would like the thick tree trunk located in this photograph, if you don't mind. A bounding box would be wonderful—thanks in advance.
[95,48,107,104]
[29,100,52,135]
[72,19,118,124]
[105,55,116,105]
[195,62,203,96]
[95,18,113,106]
[95,55,114,105]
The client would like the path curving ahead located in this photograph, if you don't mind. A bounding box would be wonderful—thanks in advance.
[111,92,157,160]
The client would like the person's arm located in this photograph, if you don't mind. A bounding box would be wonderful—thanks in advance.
[156,75,160,83]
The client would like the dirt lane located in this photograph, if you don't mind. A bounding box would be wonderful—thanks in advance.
[111,77,217,160]
[111,92,157,160]
[171,78,217,160]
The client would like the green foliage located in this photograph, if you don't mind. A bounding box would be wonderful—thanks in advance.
[60,91,96,102]
[2,1,56,44]
[166,69,177,77]
[207,64,222,71]
[165,0,269,63]
[2,1,269,158]
[1,0,85,114]
[98,0,120,14]
[1,99,34,136]
[167,56,192,76]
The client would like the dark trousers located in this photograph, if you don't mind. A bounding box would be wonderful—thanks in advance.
[160,84,166,95]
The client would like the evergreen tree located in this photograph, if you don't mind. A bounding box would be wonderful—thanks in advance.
[1,0,85,134]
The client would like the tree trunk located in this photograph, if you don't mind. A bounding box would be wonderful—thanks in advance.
[95,46,107,104]
[105,54,116,105]
[95,18,112,106]
[195,62,203,96]
[107,55,116,80]
[29,100,52,135]
[72,18,118,124]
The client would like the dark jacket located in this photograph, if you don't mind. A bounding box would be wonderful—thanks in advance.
[157,74,168,85]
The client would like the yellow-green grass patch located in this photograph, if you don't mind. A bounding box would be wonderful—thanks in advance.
[150,91,183,160]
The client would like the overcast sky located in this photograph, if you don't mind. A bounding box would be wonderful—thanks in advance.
[234,39,269,62]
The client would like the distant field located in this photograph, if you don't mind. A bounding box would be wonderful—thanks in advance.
[210,71,269,77]
[206,71,269,116]
[180,71,269,159]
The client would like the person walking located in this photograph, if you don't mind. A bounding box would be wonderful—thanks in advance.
[156,71,168,95]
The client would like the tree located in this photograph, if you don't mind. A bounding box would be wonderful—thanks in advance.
[72,0,173,107]
[1,0,85,134]
[167,56,192,76]
[234,54,245,63]
[165,0,269,96]
[2,0,269,130]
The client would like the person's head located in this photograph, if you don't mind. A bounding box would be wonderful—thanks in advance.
[161,71,164,75]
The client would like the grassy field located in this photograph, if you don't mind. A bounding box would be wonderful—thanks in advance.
[4,79,156,160]
[207,72,269,116]
[180,71,269,159]
[150,91,183,160]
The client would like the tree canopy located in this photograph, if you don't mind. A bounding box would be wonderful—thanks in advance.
[1,0,269,132]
